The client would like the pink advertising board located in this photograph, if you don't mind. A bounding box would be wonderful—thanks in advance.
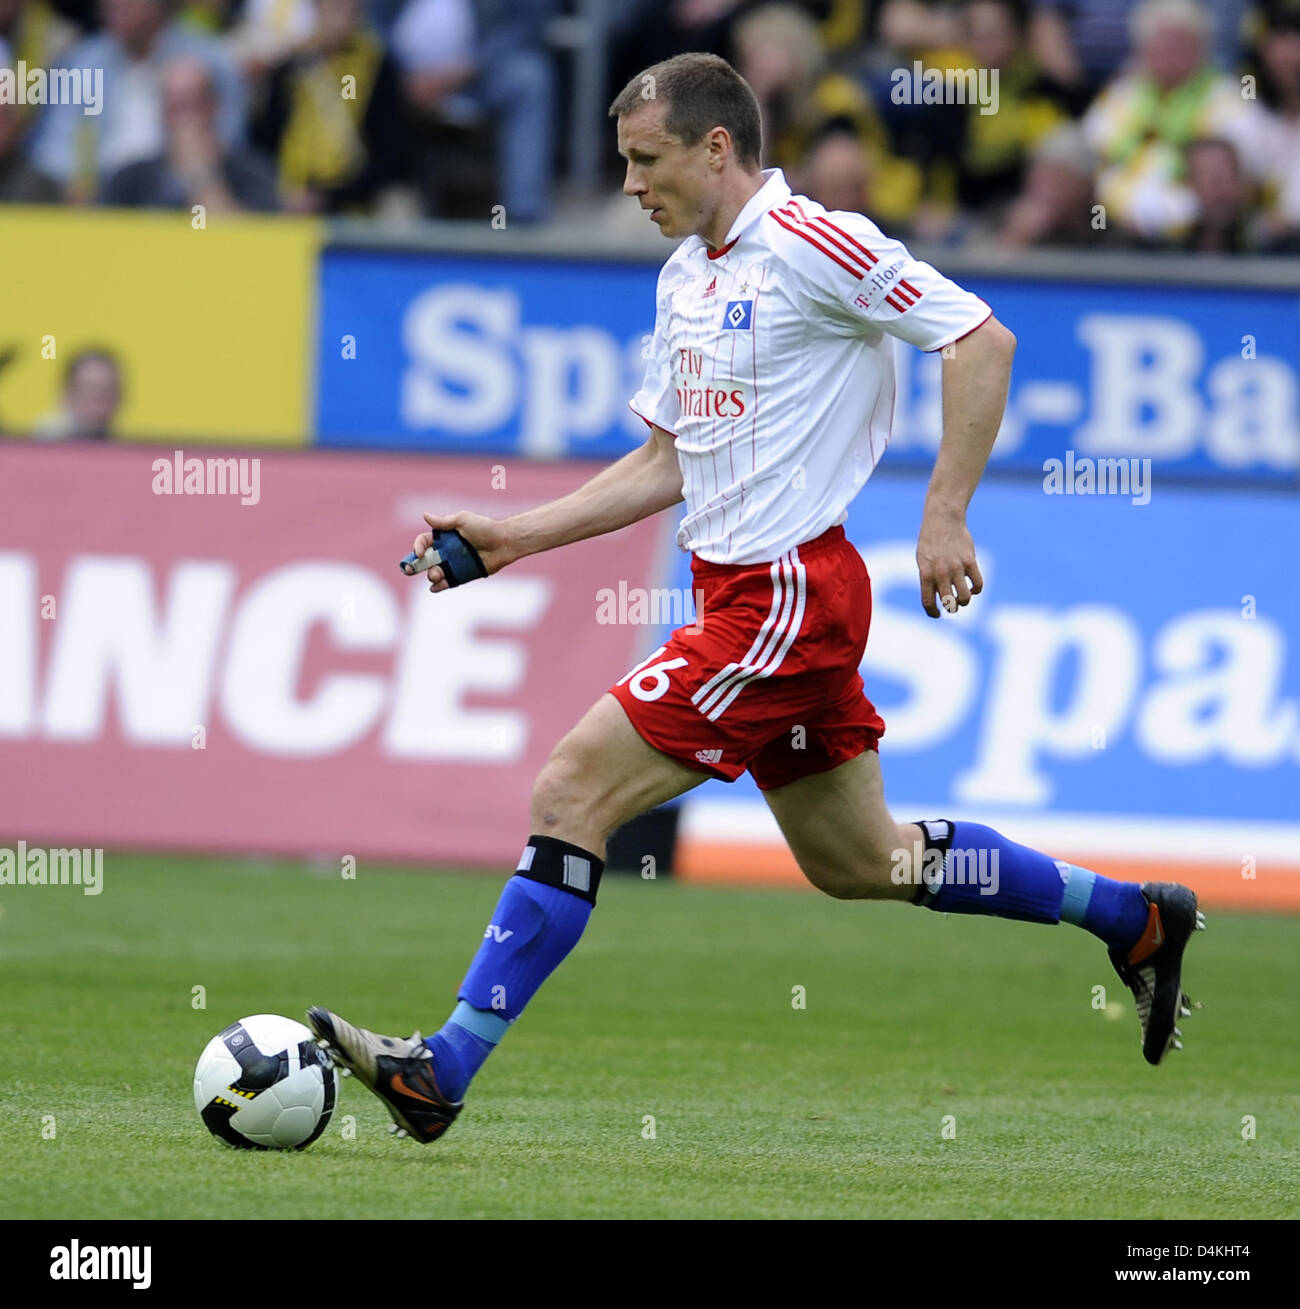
[0,441,673,867]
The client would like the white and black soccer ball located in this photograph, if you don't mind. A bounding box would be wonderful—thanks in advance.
[194,1014,337,1150]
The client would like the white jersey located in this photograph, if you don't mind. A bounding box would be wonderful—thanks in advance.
[629,168,991,565]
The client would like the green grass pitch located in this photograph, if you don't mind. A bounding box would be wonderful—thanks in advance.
[2,853,1296,1219]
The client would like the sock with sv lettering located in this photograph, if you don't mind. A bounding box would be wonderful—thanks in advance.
[424,836,602,1100]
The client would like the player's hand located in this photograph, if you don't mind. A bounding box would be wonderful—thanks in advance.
[916,510,983,618]
[414,511,515,592]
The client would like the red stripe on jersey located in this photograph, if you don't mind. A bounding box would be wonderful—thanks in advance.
[884,293,906,312]
[768,208,863,279]
[772,206,874,274]
[899,278,920,296]
[808,215,879,267]
[793,215,875,274]
[893,284,919,305]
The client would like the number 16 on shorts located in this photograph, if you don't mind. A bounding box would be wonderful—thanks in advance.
[616,647,689,702]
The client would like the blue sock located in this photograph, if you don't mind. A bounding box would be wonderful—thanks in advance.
[912,820,1148,948]
[1057,863,1150,951]
[425,837,601,1101]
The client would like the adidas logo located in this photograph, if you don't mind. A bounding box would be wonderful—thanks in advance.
[695,748,723,763]
[702,276,717,299]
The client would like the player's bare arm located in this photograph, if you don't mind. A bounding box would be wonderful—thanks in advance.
[413,423,682,592]
[916,314,1017,618]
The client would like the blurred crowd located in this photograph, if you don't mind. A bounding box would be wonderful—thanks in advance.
[0,0,554,219]
[1,0,1299,252]
[607,0,1300,252]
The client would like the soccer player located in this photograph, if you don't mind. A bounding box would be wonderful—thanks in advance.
[309,53,1204,1143]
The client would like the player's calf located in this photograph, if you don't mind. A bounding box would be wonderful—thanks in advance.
[791,825,921,902]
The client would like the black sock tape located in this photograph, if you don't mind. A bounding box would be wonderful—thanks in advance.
[912,819,954,907]
[514,834,604,907]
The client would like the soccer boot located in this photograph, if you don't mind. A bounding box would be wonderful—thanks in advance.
[306,1006,462,1143]
[1108,882,1206,1065]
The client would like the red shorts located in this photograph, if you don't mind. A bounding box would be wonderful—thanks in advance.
[608,525,886,791]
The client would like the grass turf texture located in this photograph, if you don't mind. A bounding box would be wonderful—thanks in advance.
[1,854,1296,1220]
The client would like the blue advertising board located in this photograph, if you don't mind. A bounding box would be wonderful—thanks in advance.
[316,247,1300,481]
[316,250,653,456]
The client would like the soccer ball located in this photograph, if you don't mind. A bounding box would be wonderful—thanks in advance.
[193,1014,337,1150]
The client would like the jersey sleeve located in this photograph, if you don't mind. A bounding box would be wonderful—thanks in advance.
[771,202,992,352]
[628,265,681,434]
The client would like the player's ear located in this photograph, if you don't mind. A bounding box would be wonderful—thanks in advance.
[708,125,731,169]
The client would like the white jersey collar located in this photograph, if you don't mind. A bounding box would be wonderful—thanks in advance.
[696,168,791,256]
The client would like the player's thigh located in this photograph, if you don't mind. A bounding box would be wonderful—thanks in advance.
[530,692,707,851]
[762,749,917,900]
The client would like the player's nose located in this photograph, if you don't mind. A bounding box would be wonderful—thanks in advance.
[623,164,645,197]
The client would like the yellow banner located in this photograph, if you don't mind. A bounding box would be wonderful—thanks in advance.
[0,207,319,445]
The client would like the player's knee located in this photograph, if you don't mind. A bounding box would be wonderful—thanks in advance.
[529,754,585,832]
[529,734,603,835]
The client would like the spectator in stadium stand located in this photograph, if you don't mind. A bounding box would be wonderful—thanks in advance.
[29,0,246,202]
[0,0,79,97]
[950,1,1071,223]
[1079,0,1272,245]
[1030,0,1252,113]
[608,1,867,132]
[902,0,1071,244]
[1248,0,1300,251]
[867,0,968,108]
[391,0,555,223]
[1162,136,1268,255]
[799,118,873,216]
[0,38,61,199]
[733,3,923,228]
[855,1,977,233]
[32,349,123,441]
[995,120,1101,248]
[250,0,405,213]
[101,55,279,209]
